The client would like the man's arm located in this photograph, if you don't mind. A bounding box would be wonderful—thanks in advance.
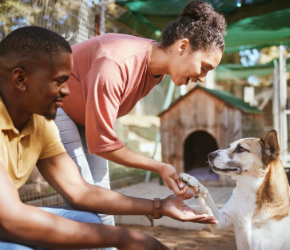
[0,161,169,249]
[37,152,217,224]
[97,146,187,197]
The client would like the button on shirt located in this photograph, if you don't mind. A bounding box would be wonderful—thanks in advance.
[0,97,66,189]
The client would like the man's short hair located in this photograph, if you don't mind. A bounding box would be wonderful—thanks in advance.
[0,26,72,59]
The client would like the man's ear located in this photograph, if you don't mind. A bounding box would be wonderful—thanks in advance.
[12,68,27,91]
[263,130,280,161]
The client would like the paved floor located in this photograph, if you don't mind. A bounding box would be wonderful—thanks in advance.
[121,224,237,250]
[114,179,235,230]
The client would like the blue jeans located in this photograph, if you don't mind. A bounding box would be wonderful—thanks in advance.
[0,206,102,250]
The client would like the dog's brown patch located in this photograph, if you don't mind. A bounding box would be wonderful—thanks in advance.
[253,131,290,227]
[247,164,265,179]
[243,138,260,148]
[253,159,290,227]
[243,138,265,178]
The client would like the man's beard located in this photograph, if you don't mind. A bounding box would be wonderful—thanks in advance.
[43,110,57,121]
[43,102,57,121]
[43,95,64,120]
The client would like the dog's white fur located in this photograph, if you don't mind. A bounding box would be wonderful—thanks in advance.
[180,130,290,250]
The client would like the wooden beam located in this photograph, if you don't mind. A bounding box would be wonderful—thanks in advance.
[225,0,290,25]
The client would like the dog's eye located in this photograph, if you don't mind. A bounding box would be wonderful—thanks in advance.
[237,147,245,153]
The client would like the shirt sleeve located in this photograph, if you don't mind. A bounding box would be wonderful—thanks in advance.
[39,120,66,159]
[83,57,126,154]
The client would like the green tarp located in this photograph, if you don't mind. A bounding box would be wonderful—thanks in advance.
[116,0,267,16]
[215,60,290,79]
[225,8,290,52]
[116,0,290,52]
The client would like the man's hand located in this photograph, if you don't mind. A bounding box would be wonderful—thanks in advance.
[118,228,169,250]
[161,193,218,224]
[158,163,188,197]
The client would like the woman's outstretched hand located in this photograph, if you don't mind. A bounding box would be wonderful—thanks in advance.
[158,163,188,197]
[98,147,187,197]
[161,193,218,224]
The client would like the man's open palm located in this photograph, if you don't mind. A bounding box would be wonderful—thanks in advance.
[162,193,218,224]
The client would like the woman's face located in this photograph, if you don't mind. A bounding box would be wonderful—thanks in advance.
[168,40,223,86]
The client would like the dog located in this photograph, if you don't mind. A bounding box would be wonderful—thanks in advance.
[179,130,290,250]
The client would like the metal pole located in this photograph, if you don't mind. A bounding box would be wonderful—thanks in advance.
[273,59,280,136]
[135,101,142,116]
[283,53,290,165]
[162,79,176,110]
[279,46,286,161]
[99,0,106,35]
[94,0,115,6]
[205,70,215,89]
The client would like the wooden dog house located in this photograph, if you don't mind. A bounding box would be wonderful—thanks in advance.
[159,86,264,186]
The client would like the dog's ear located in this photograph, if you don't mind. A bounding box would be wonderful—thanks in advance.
[262,130,280,161]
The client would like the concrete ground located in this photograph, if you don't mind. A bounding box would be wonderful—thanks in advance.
[120,224,237,250]
[114,178,234,231]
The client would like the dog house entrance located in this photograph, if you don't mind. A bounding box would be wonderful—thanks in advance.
[184,131,218,181]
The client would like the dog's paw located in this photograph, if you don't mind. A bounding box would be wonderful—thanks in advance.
[179,173,208,199]
[179,173,199,188]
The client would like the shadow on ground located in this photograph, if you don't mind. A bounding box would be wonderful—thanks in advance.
[118,224,237,250]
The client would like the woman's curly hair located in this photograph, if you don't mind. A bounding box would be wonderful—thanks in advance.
[160,0,226,52]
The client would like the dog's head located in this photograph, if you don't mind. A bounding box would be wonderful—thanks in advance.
[209,130,290,226]
[208,130,280,178]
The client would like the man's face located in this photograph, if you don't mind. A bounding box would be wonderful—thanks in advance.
[24,52,73,120]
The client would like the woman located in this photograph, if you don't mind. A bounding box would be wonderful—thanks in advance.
[55,0,226,237]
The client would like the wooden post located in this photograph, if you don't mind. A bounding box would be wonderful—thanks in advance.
[95,14,100,36]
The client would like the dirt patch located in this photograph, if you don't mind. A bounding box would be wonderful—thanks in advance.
[118,224,237,250]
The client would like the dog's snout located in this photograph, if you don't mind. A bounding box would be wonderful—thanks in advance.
[208,152,219,160]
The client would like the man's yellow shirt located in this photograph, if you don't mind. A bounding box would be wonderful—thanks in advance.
[0,97,66,189]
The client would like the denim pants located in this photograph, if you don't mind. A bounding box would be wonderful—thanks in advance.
[54,108,115,250]
[0,206,102,250]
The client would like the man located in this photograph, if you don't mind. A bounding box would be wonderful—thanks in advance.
[0,26,217,250]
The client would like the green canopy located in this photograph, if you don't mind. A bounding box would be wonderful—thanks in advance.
[116,0,290,52]
[116,0,266,16]
[215,60,290,79]
[225,8,290,52]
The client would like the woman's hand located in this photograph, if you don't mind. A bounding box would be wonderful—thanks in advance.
[161,193,218,224]
[158,163,188,197]
[98,147,187,197]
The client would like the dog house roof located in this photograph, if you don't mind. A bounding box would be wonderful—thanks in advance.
[159,85,262,117]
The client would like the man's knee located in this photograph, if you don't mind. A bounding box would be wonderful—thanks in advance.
[59,209,102,224]
[76,211,102,224]
[0,240,37,250]
[39,207,102,224]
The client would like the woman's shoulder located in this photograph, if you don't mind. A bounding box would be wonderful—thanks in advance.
[92,34,154,63]
[71,34,154,78]
[99,33,151,44]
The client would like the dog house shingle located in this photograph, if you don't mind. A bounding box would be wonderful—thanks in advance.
[159,86,262,117]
